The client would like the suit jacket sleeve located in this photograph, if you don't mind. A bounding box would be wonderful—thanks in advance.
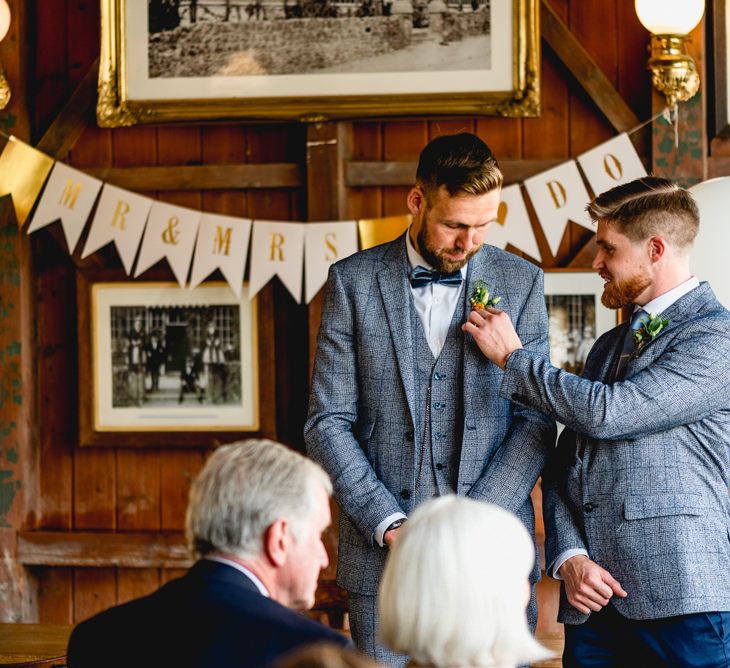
[541,426,589,573]
[304,264,404,544]
[467,269,557,514]
[499,326,730,440]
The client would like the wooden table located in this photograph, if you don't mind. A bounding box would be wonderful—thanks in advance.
[0,623,71,666]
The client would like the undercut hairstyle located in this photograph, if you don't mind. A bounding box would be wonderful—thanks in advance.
[379,496,551,668]
[587,176,699,250]
[185,439,332,560]
[416,132,503,202]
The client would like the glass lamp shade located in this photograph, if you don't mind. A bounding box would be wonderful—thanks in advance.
[0,0,10,42]
[635,0,704,35]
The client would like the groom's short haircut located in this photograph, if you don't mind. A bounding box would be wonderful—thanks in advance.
[587,176,699,250]
[186,439,331,560]
[416,132,503,203]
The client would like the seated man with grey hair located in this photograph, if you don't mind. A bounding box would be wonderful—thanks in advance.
[67,439,351,668]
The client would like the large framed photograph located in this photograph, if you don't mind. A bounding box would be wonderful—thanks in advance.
[97,0,540,125]
[78,272,276,447]
[543,270,616,376]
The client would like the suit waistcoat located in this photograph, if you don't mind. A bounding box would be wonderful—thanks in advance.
[410,293,465,501]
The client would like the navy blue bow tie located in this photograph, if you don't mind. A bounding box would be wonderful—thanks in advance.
[409,265,463,288]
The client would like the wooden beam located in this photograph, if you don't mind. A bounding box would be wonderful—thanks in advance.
[18,531,193,569]
[35,59,99,159]
[85,163,303,191]
[346,159,564,188]
[541,0,640,133]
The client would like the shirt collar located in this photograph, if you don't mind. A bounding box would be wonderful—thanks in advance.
[205,556,270,597]
[638,276,700,316]
[405,227,468,279]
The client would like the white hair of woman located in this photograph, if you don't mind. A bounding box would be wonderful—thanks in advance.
[186,438,332,559]
[379,495,552,668]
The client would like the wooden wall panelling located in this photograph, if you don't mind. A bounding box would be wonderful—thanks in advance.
[382,121,428,216]
[349,122,383,219]
[247,124,306,448]
[72,567,115,623]
[31,0,67,136]
[67,0,99,92]
[36,568,73,623]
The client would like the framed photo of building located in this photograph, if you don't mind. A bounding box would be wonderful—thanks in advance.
[78,273,275,447]
[97,0,539,125]
[543,270,616,376]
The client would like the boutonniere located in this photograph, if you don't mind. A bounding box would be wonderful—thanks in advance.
[469,279,501,311]
[633,312,669,350]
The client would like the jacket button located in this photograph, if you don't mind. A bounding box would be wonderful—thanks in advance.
[400,490,411,500]
[583,503,595,513]
[435,463,444,471]
[404,431,414,441]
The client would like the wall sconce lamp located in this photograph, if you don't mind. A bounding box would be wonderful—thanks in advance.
[635,0,705,108]
[0,0,11,110]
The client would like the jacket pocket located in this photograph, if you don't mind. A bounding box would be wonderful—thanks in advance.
[623,492,706,520]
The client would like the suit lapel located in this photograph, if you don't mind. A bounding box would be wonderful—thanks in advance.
[377,235,417,428]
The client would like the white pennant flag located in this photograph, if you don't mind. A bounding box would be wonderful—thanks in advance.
[134,201,201,287]
[524,161,593,257]
[487,185,541,262]
[249,220,305,302]
[189,214,253,298]
[304,221,358,304]
[27,162,103,253]
[82,184,153,274]
[577,133,648,198]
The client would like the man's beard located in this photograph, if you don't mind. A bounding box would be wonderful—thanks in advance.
[417,222,481,273]
[601,271,652,309]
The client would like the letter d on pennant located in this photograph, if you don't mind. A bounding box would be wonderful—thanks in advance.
[547,181,567,209]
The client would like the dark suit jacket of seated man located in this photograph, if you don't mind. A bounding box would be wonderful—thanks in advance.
[67,439,351,668]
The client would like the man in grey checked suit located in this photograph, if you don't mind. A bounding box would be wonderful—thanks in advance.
[467,176,730,666]
[304,133,556,665]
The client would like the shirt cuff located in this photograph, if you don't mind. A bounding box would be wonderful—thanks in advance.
[550,548,589,579]
[374,512,407,547]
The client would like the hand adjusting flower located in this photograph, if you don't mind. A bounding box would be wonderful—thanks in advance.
[633,312,669,350]
[469,279,501,311]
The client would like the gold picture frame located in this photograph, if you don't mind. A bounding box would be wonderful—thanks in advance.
[97,0,540,126]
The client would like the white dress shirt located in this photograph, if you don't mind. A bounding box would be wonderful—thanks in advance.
[373,229,468,547]
[206,556,270,596]
[551,275,700,579]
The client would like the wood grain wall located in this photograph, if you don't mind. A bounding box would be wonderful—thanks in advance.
[23,0,654,627]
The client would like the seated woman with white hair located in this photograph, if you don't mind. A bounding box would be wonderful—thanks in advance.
[379,495,551,668]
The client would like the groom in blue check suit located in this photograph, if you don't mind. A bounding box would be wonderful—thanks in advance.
[467,176,730,667]
[305,133,556,665]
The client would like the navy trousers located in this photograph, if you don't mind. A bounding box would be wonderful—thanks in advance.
[564,603,730,667]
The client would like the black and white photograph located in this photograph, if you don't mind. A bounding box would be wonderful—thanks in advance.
[543,271,616,376]
[97,0,539,124]
[92,282,259,432]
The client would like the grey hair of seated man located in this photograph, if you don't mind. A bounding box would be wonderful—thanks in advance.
[185,438,332,560]
[379,495,552,668]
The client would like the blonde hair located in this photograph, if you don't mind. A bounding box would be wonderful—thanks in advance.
[379,496,551,668]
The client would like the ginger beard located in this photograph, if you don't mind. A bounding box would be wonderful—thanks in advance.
[417,209,482,274]
[600,269,652,309]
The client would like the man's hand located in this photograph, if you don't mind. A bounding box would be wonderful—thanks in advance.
[558,555,627,614]
[383,526,402,547]
[462,307,523,368]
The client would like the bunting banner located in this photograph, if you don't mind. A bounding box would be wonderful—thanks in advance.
[487,184,542,262]
[82,183,153,275]
[134,201,201,287]
[577,133,648,197]
[304,221,358,304]
[189,214,252,298]
[524,161,593,257]
[0,135,54,226]
[27,162,103,253]
[2,120,653,302]
[248,220,305,302]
